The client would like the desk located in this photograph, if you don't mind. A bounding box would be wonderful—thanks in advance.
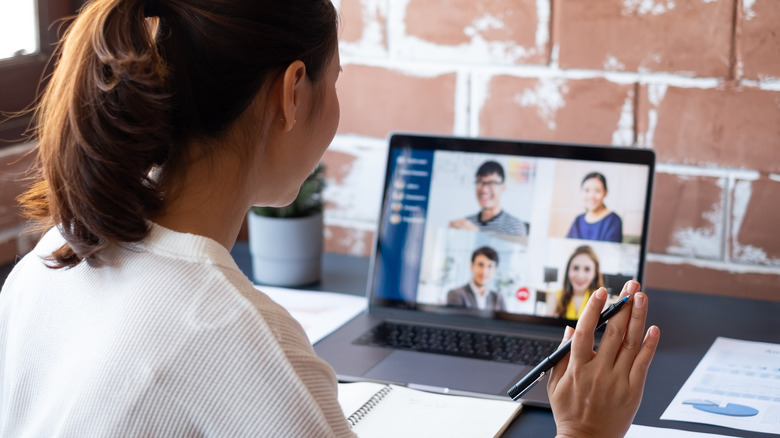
[232,243,780,437]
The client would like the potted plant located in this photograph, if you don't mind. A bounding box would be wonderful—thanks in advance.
[247,163,326,286]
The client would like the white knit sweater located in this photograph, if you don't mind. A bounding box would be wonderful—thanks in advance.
[0,224,355,437]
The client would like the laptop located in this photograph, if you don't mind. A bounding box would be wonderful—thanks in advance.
[314,133,655,407]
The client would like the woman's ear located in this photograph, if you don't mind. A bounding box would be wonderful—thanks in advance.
[281,60,307,132]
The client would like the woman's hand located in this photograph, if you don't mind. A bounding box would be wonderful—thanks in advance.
[548,281,660,438]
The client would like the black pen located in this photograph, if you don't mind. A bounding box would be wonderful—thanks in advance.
[506,294,632,401]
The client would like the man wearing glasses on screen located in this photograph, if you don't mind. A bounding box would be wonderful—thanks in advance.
[449,160,529,236]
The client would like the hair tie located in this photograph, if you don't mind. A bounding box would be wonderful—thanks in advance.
[144,0,160,17]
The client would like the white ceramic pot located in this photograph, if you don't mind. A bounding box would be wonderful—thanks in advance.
[247,212,323,286]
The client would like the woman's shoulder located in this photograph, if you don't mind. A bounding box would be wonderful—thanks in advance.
[2,227,66,289]
[30,226,67,256]
[590,210,619,225]
[605,211,622,223]
[569,212,587,227]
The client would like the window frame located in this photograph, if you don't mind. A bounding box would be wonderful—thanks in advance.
[0,0,82,145]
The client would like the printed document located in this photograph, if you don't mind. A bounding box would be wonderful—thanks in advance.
[661,337,780,435]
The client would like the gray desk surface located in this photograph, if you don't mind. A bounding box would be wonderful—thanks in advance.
[233,242,780,438]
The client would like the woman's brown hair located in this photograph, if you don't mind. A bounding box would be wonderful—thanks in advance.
[556,245,604,318]
[20,0,339,268]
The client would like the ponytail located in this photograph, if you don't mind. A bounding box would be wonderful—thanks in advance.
[22,0,171,267]
[20,0,339,268]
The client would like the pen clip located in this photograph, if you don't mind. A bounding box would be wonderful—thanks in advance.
[510,371,546,401]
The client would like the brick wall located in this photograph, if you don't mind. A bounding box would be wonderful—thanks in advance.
[1,0,777,301]
[322,0,780,301]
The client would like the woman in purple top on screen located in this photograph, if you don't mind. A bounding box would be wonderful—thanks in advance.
[566,172,623,242]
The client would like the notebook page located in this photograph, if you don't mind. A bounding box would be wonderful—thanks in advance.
[338,382,522,438]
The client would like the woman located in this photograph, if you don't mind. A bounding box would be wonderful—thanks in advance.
[0,1,658,437]
[551,245,604,319]
[566,171,623,242]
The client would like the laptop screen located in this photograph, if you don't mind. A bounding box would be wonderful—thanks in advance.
[370,133,655,325]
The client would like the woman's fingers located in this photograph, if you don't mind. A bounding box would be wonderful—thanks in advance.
[559,281,654,386]
[612,291,650,371]
[547,325,574,391]
[629,325,661,388]
[616,279,633,300]
[569,287,607,365]
[595,281,641,365]
[558,325,575,349]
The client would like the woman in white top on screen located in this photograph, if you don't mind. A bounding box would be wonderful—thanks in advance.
[0,1,659,437]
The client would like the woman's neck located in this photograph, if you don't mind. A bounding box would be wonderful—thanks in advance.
[585,205,609,222]
[154,145,251,250]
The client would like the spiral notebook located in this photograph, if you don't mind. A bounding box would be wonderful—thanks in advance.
[337,381,522,437]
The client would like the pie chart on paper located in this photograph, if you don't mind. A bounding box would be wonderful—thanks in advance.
[683,399,759,417]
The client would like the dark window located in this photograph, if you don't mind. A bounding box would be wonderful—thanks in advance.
[0,0,82,145]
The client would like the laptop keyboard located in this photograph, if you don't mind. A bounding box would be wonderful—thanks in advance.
[352,321,559,365]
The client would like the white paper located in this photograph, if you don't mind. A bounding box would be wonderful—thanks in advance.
[661,337,780,435]
[255,285,367,344]
[337,382,521,438]
[627,424,737,437]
